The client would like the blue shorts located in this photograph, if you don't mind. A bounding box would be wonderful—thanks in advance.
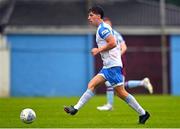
[98,66,124,87]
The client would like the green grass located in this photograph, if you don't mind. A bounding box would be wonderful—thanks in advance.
[0,95,180,128]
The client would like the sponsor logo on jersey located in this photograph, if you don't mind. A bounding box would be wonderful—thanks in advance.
[101,29,109,35]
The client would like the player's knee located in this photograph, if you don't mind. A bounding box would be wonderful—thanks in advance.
[115,86,129,99]
[118,93,128,100]
[88,83,95,91]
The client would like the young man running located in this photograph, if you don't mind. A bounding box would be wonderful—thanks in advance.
[97,17,153,111]
[64,5,150,124]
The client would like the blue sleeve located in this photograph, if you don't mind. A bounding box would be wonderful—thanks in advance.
[98,27,111,39]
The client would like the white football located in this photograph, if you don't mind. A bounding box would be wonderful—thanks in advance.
[20,108,36,124]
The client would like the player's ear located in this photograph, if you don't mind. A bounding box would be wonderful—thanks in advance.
[97,14,101,19]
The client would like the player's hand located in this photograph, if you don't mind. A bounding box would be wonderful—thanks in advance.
[91,48,99,56]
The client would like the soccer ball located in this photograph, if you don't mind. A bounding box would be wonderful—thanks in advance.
[20,108,36,124]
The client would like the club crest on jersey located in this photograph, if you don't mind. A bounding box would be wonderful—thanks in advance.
[101,29,109,35]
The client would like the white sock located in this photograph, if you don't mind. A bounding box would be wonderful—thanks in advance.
[125,94,146,116]
[125,80,143,88]
[74,89,94,110]
[106,87,114,105]
[105,81,114,105]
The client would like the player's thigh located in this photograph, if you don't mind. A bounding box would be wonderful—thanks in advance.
[114,85,129,100]
[88,74,106,91]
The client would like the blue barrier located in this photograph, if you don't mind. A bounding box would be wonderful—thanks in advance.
[7,34,94,96]
[170,35,180,95]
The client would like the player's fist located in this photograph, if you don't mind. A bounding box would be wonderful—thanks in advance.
[91,48,99,56]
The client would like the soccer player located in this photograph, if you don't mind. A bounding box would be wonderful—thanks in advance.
[97,17,153,111]
[64,5,150,124]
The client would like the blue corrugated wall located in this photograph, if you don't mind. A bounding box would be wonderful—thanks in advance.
[7,34,94,96]
[170,35,180,95]
[7,34,180,96]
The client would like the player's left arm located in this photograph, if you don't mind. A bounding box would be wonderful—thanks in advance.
[91,35,116,56]
[99,34,116,52]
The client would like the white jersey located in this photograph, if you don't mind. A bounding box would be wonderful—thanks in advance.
[96,22,122,68]
[113,29,125,45]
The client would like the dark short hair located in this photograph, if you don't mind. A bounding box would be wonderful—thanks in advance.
[88,5,104,19]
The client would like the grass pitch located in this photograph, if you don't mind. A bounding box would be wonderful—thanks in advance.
[0,95,180,128]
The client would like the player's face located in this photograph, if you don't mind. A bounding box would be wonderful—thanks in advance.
[88,12,100,26]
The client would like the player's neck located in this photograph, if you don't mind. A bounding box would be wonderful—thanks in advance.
[96,19,103,26]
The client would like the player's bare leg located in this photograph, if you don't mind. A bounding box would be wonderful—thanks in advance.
[115,85,150,124]
[64,75,105,115]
